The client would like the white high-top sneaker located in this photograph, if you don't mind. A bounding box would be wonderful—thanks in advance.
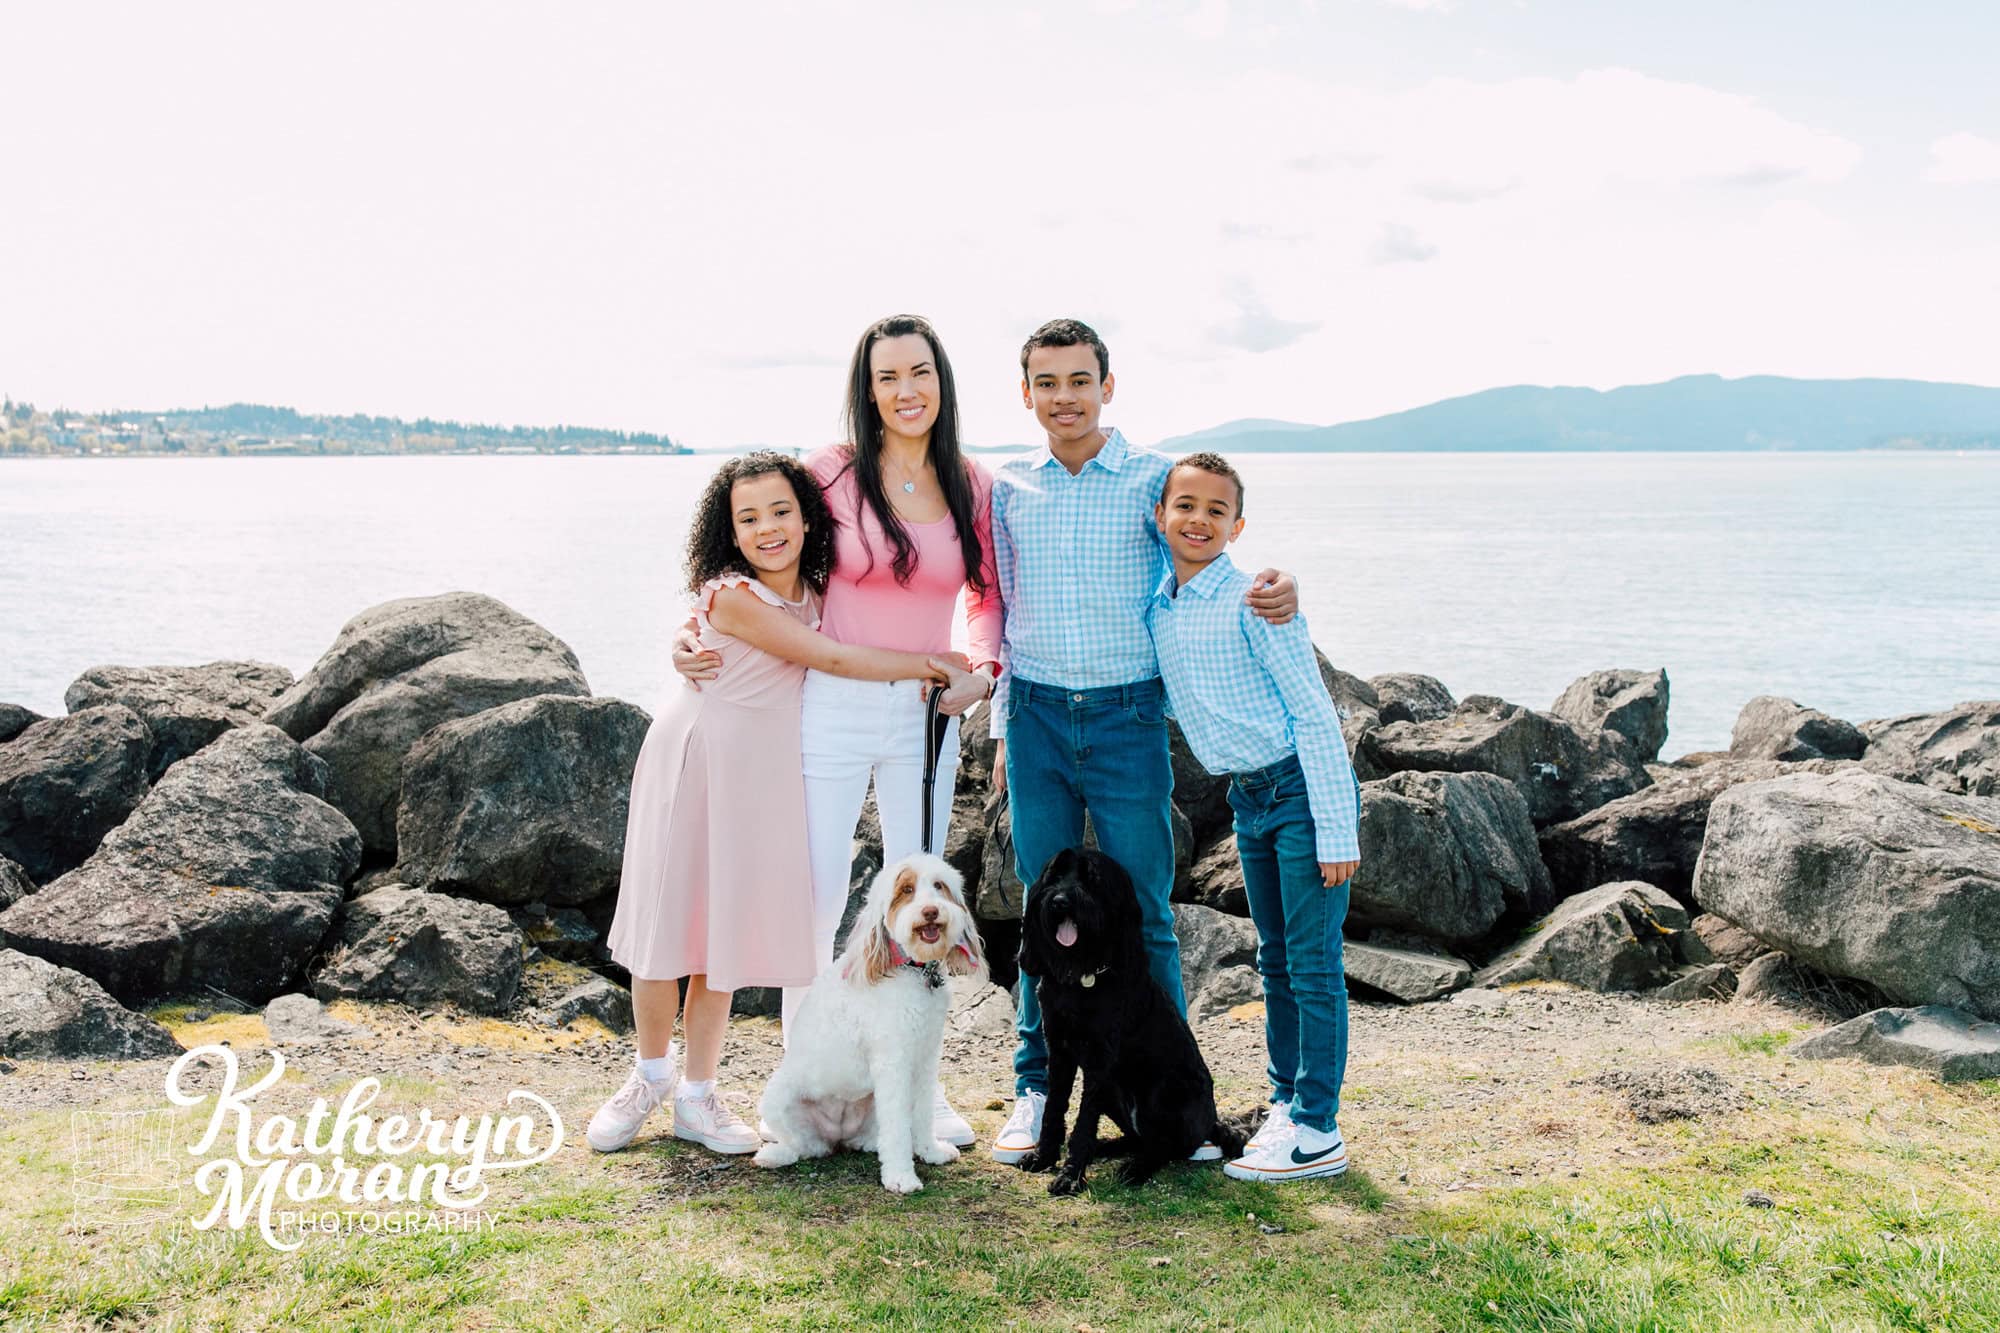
[586,1064,677,1153]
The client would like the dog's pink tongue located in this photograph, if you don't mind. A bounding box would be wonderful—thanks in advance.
[1056,920,1078,948]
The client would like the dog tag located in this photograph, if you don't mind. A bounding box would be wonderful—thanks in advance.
[1080,973,1096,988]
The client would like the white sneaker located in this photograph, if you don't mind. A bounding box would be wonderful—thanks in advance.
[586,1067,676,1152]
[1189,1140,1225,1162]
[933,1085,975,1148]
[1223,1120,1348,1183]
[674,1088,761,1155]
[1245,1100,1295,1152]
[990,1090,1047,1164]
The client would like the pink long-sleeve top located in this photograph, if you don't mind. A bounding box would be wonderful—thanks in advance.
[807,445,1003,673]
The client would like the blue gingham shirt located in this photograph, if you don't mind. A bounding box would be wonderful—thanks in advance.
[989,429,1171,733]
[1148,552,1361,862]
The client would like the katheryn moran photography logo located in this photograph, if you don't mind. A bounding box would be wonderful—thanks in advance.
[69,1043,566,1252]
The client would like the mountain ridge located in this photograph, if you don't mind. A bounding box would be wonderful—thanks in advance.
[1156,374,2000,453]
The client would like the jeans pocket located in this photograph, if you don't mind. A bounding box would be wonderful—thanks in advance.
[1125,694,1166,727]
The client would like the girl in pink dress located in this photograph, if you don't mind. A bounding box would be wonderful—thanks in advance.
[588,451,972,1157]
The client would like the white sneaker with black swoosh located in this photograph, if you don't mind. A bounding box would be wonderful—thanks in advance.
[1222,1120,1348,1182]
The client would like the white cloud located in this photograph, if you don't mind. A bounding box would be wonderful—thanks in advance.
[1925,132,2000,184]
[1371,223,1439,263]
[1,5,1987,452]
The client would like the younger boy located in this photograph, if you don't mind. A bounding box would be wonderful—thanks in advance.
[1146,452,1362,1181]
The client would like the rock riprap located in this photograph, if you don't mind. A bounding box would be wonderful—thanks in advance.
[394,694,650,906]
[0,705,154,883]
[64,660,295,779]
[1795,1005,2000,1083]
[1861,700,2000,798]
[1359,695,1650,827]
[1539,757,1850,905]
[1350,770,1551,943]
[266,592,592,857]
[1551,669,1671,763]
[312,884,523,1015]
[0,947,184,1060]
[0,725,361,1005]
[1729,696,1867,763]
[1695,770,2000,1020]
[1475,880,1691,993]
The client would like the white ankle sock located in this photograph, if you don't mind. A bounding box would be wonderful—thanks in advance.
[636,1054,674,1085]
[678,1078,714,1101]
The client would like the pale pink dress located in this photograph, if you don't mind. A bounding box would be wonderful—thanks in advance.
[606,574,820,990]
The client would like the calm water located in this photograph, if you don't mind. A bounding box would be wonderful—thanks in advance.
[3,452,1995,756]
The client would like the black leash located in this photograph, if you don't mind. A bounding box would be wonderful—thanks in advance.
[921,682,950,855]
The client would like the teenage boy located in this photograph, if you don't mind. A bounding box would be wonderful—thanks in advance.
[1148,451,1360,1181]
[989,319,1299,1164]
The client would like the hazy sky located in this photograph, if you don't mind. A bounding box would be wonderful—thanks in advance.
[4,1,1996,449]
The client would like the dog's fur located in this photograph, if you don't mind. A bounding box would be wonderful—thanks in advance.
[1015,847,1243,1194]
[754,852,987,1193]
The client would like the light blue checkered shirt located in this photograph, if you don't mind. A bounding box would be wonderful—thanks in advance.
[989,428,1171,731]
[1148,552,1361,862]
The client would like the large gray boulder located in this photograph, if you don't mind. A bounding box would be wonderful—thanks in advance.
[1860,701,2000,798]
[1539,757,1850,905]
[0,705,154,883]
[0,948,183,1060]
[1369,673,1456,726]
[0,725,360,1005]
[1181,834,1247,916]
[65,661,295,779]
[1694,771,2000,1019]
[1345,940,1471,1002]
[1359,695,1651,827]
[0,704,43,744]
[1350,770,1552,943]
[1171,901,1261,1019]
[312,884,523,1015]
[266,593,592,856]
[1729,696,1867,763]
[1551,669,1671,763]
[1794,1005,2000,1083]
[394,694,650,906]
[0,856,31,911]
[1475,880,1690,993]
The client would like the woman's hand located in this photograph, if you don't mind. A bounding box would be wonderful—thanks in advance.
[926,658,992,717]
[1320,860,1358,888]
[672,625,722,690]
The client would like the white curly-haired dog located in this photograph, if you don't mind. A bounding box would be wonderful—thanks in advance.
[754,851,987,1193]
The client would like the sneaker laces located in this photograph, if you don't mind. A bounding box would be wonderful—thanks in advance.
[684,1089,747,1129]
[1002,1091,1045,1136]
[609,1072,658,1112]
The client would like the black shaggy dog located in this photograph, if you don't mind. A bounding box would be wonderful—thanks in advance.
[1015,847,1244,1195]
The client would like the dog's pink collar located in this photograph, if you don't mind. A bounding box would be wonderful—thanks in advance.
[890,940,972,989]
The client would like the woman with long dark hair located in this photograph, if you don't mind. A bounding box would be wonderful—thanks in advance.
[676,314,1001,1148]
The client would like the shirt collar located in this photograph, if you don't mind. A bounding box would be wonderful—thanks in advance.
[1155,551,1237,603]
[1033,427,1129,473]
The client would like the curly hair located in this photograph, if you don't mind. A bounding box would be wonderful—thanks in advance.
[682,451,838,597]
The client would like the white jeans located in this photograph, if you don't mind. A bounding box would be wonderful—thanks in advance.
[783,670,961,1037]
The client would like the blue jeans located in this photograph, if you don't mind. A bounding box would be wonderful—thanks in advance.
[1230,753,1350,1134]
[1007,675,1185,1096]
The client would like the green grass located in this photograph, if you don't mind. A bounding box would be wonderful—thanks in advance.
[6,1071,1999,1331]
[1710,1027,1803,1057]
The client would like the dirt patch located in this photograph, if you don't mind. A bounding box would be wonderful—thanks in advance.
[1583,1064,1745,1124]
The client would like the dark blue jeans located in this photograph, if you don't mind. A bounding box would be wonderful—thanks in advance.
[1007,676,1185,1096]
[1230,753,1350,1134]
